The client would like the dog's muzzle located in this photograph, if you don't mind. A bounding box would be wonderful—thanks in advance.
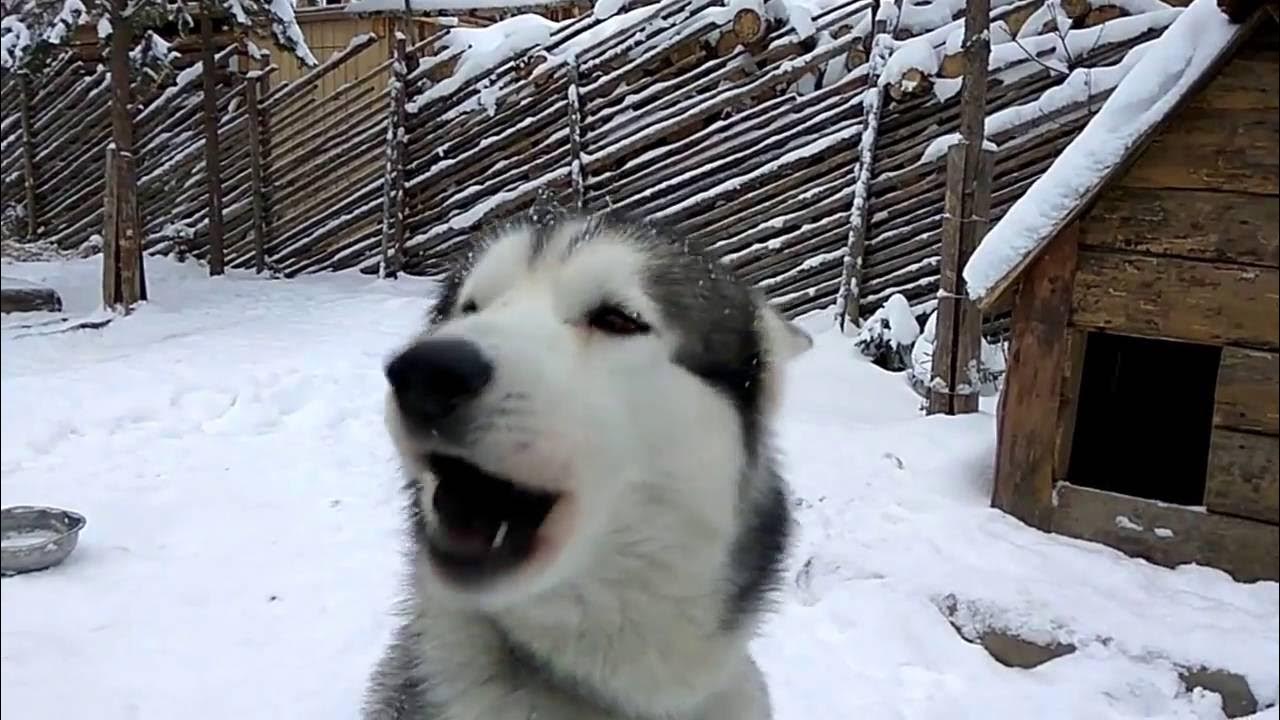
[385,338,565,586]
[385,338,493,428]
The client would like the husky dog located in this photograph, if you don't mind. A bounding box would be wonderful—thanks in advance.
[367,212,812,720]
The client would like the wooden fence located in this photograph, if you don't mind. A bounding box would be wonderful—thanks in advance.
[0,0,1170,321]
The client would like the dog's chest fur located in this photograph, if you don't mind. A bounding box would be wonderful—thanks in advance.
[401,534,769,720]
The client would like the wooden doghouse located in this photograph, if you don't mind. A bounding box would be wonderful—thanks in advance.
[973,0,1279,582]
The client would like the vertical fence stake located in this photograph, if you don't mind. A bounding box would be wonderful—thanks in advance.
[103,0,145,312]
[380,21,409,279]
[566,54,585,210]
[393,29,408,271]
[928,0,992,416]
[245,73,268,275]
[103,146,147,310]
[833,1,899,331]
[16,72,39,239]
[200,11,226,276]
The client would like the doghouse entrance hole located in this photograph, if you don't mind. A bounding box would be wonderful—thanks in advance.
[1067,332,1221,506]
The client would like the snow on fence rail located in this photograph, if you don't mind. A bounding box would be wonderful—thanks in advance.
[0,0,1182,322]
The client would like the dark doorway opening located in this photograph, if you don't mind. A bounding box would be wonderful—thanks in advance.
[1067,332,1221,506]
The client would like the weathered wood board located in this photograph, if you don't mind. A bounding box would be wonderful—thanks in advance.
[1206,428,1280,524]
[1053,483,1280,582]
[1053,330,1087,482]
[1120,107,1279,195]
[992,227,1078,530]
[1186,34,1279,112]
[1214,348,1280,434]
[1080,188,1279,268]
[1072,251,1280,350]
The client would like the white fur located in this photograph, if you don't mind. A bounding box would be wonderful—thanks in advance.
[376,223,810,720]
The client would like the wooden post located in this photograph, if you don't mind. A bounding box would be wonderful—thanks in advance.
[244,73,268,275]
[201,11,226,276]
[991,225,1079,530]
[102,148,119,308]
[566,55,585,209]
[102,0,146,312]
[929,145,994,414]
[16,73,39,238]
[927,0,992,415]
[102,146,147,310]
[380,22,409,279]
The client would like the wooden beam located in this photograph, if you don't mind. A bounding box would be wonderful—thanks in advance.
[201,12,226,276]
[833,1,898,328]
[1053,483,1280,583]
[16,73,39,239]
[567,56,585,209]
[102,147,119,310]
[1214,348,1280,434]
[1206,428,1279,523]
[1053,329,1088,481]
[102,0,145,312]
[380,21,409,279]
[732,8,767,45]
[928,0,992,413]
[1071,251,1280,350]
[245,74,268,275]
[991,225,1079,530]
[1080,189,1279,268]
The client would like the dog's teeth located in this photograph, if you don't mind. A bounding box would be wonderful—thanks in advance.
[492,522,509,549]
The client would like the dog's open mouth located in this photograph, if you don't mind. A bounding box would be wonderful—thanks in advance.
[425,453,561,584]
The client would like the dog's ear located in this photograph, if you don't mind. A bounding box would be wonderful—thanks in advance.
[760,305,813,364]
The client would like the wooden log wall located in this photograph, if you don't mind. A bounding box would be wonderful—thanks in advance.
[0,0,1192,329]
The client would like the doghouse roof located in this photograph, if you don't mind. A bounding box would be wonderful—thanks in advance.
[963,0,1278,312]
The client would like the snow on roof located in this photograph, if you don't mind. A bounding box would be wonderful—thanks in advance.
[962,0,1243,305]
[346,0,579,12]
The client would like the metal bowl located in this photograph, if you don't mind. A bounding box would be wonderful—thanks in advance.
[1,506,86,576]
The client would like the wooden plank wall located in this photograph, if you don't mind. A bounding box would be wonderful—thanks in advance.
[269,13,432,97]
[998,20,1280,582]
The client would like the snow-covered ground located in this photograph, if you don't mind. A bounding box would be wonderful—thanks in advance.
[2,257,1276,720]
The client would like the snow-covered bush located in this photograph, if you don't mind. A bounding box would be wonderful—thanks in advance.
[1,0,315,73]
[908,310,1008,399]
[853,293,920,372]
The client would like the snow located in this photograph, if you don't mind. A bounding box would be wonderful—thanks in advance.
[1,276,50,291]
[349,0,570,10]
[963,0,1236,302]
[919,22,1171,166]
[592,0,627,20]
[2,257,1278,720]
[1116,515,1145,532]
[880,35,936,87]
[406,14,558,113]
[45,0,88,45]
[0,15,33,69]
[270,0,318,67]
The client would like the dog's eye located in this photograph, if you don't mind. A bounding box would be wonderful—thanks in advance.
[458,299,478,315]
[586,304,650,336]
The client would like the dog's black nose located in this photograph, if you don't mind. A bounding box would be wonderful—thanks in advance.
[386,338,493,425]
